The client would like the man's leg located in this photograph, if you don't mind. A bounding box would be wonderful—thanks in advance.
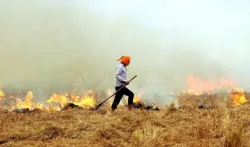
[123,87,134,110]
[111,87,124,111]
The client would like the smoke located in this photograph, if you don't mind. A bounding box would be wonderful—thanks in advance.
[0,0,250,105]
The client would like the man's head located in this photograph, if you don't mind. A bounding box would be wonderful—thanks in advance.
[117,56,130,66]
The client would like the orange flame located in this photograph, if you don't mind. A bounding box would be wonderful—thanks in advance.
[133,90,143,103]
[230,88,248,105]
[133,96,141,103]
[185,75,235,93]
[0,90,5,100]
[73,90,96,108]
[73,95,96,108]
[15,91,44,110]
[47,93,69,108]
[0,88,97,111]
[47,89,96,109]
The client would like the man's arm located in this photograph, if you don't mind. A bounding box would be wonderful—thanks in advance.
[116,66,127,83]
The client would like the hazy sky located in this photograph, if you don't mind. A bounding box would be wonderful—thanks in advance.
[81,0,250,58]
[81,0,250,88]
[0,0,250,104]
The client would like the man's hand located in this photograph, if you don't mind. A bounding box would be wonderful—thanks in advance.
[123,81,129,85]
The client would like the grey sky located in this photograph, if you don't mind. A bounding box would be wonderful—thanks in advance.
[80,0,250,86]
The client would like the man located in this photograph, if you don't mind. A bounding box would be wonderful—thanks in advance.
[111,56,134,112]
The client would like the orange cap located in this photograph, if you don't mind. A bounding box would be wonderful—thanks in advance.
[117,56,130,66]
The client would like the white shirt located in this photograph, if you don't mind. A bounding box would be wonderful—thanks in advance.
[115,63,128,87]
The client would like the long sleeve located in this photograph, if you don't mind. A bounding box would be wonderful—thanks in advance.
[115,64,128,87]
[116,66,126,82]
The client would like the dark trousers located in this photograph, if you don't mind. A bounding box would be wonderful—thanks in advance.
[111,86,134,109]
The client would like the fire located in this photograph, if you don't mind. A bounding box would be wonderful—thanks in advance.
[74,90,96,108]
[133,90,143,103]
[186,75,235,93]
[73,95,96,108]
[47,90,96,109]
[72,90,96,108]
[0,90,5,100]
[47,93,69,108]
[133,96,141,103]
[15,91,44,110]
[230,88,248,106]
[16,91,33,109]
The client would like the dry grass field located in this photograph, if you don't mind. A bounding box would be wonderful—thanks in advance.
[0,90,250,147]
